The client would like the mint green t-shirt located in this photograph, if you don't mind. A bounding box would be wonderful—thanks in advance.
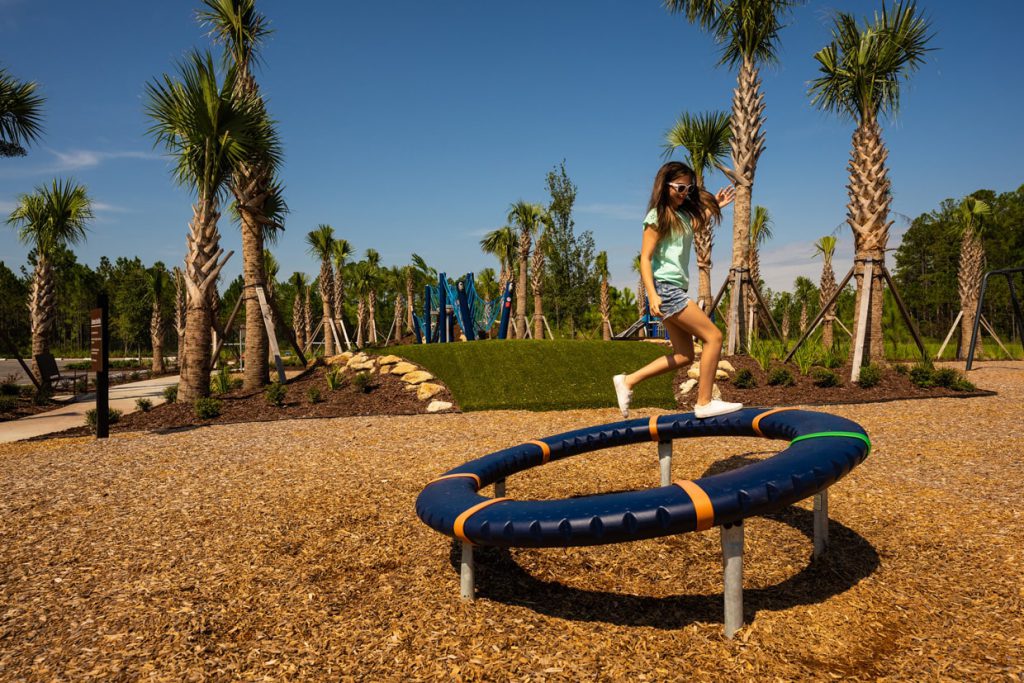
[643,208,692,290]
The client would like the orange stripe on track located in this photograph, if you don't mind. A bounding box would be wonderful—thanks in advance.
[752,407,799,437]
[453,498,509,544]
[649,416,660,442]
[428,473,482,489]
[673,480,715,531]
[527,440,551,464]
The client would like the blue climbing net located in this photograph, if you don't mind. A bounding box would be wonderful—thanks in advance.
[417,273,502,340]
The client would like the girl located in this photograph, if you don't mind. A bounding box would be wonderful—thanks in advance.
[613,161,742,419]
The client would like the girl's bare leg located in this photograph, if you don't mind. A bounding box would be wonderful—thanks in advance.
[666,302,723,406]
[622,323,694,389]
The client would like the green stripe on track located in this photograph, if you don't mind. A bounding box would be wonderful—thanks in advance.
[789,431,872,454]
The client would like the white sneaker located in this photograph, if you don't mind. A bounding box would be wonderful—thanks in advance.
[694,399,743,419]
[612,374,633,417]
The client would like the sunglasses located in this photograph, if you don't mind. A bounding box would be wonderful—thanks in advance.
[667,182,694,194]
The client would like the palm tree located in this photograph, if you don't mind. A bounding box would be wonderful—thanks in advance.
[631,252,647,337]
[0,67,45,158]
[596,251,612,340]
[813,236,839,349]
[145,51,273,400]
[364,249,382,344]
[303,284,312,353]
[148,263,171,374]
[747,205,773,341]
[331,237,353,336]
[793,276,818,336]
[6,179,92,386]
[664,110,733,310]
[480,225,518,299]
[530,229,549,339]
[349,261,373,348]
[777,291,792,342]
[305,224,335,355]
[507,201,546,338]
[953,197,990,359]
[665,0,801,354]
[262,249,278,299]
[198,0,284,391]
[808,1,933,364]
[173,266,187,366]
[289,272,307,352]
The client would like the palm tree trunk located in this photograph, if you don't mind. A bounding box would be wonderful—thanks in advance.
[694,222,713,310]
[725,57,765,354]
[531,248,544,340]
[174,267,186,367]
[600,275,611,341]
[293,291,305,352]
[781,307,790,343]
[820,261,837,351]
[636,278,646,338]
[179,198,230,402]
[405,271,414,334]
[958,228,985,359]
[29,255,55,387]
[516,234,530,339]
[847,115,893,364]
[319,262,335,356]
[356,299,365,348]
[150,300,165,374]
[369,290,378,344]
[303,288,312,352]
[240,208,268,390]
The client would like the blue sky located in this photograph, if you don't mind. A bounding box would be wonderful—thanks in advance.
[2,0,1022,296]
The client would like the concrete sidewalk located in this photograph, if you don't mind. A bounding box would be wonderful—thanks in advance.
[0,374,180,444]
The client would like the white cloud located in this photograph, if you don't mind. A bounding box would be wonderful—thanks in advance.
[92,201,132,214]
[51,149,160,172]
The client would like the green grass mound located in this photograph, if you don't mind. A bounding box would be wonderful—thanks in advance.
[376,339,677,412]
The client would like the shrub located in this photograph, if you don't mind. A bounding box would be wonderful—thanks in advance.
[33,388,53,405]
[19,384,35,398]
[893,363,909,375]
[812,368,841,388]
[909,364,934,388]
[76,377,89,393]
[1,374,19,396]
[767,367,795,387]
[856,364,882,388]
[353,371,373,393]
[307,387,322,404]
[0,395,18,412]
[65,360,91,370]
[194,397,222,419]
[265,381,287,407]
[136,397,153,412]
[84,408,122,433]
[326,366,347,391]
[930,367,960,389]
[732,368,757,389]
[163,384,178,403]
[128,371,141,381]
[951,377,976,392]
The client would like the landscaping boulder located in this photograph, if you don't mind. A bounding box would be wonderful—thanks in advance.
[401,370,434,385]
[377,355,403,366]
[426,400,453,413]
[390,361,417,375]
[416,383,444,400]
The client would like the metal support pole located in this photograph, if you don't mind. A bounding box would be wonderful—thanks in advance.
[460,542,475,600]
[658,440,672,487]
[813,490,829,560]
[494,479,506,497]
[721,522,744,639]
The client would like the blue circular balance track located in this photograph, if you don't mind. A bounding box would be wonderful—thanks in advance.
[415,408,870,548]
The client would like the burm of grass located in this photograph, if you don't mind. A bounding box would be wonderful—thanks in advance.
[375,339,677,412]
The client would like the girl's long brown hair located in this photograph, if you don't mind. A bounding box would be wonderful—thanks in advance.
[646,161,722,240]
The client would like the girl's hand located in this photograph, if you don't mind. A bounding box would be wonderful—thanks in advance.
[715,185,736,209]
[648,293,663,318]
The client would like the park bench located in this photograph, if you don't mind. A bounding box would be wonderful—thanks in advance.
[34,353,85,394]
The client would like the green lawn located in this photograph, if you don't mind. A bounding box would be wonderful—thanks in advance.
[374,339,677,412]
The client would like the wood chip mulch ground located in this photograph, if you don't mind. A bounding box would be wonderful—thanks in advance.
[1,362,1022,680]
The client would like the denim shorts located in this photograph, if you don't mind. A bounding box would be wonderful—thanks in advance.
[654,279,690,319]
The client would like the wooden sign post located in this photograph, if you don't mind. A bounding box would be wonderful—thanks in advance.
[91,293,110,438]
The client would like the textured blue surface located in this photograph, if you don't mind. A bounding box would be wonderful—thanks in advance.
[415,408,870,548]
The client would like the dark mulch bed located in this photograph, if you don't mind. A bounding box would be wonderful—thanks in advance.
[43,364,457,439]
[0,394,60,421]
[673,355,994,409]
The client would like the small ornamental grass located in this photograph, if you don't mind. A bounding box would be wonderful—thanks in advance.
[135,397,153,412]
[793,346,816,376]
[0,395,18,412]
[307,387,322,404]
[163,384,178,403]
[265,382,287,407]
[193,397,222,419]
[326,366,347,391]
[353,371,373,393]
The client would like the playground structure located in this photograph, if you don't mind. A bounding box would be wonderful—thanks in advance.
[416,407,871,638]
[965,266,1024,370]
[414,273,512,344]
